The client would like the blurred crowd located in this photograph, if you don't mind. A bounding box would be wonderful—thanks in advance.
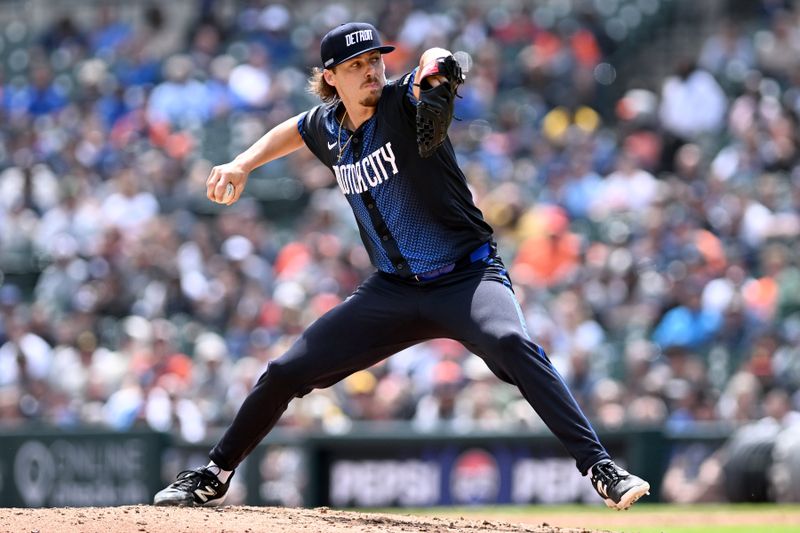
[1,0,800,470]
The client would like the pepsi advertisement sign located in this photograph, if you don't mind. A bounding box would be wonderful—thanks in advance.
[326,442,610,507]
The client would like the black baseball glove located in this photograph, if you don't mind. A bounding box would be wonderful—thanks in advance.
[415,55,465,158]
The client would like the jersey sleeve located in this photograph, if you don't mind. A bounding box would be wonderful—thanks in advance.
[381,69,418,126]
[297,104,333,166]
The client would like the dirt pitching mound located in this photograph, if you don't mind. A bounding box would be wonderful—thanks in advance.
[1,505,611,533]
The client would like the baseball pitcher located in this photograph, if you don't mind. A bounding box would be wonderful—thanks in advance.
[154,22,650,510]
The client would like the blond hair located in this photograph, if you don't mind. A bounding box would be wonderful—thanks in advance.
[307,67,340,104]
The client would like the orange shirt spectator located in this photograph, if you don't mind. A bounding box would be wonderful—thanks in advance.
[512,206,580,287]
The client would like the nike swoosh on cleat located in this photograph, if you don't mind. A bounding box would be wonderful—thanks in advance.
[327,141,337,150]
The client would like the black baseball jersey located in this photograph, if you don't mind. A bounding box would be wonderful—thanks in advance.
[297,69,493,277]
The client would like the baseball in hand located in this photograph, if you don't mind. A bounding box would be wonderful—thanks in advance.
[223,182,235,202]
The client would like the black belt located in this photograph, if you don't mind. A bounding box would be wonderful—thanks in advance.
[413,242,494,282]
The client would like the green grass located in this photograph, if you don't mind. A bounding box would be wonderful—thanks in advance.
[372,503,800,533]
[411,502,800,512]
[619,528,799,533]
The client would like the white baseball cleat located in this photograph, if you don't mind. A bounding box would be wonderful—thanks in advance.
[153,467,233,507]
[590,460,651,511]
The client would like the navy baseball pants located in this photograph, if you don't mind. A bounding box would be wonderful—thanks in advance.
[210,255,610,475]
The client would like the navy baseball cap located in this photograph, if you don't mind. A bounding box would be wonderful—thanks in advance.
[320,22,395,69]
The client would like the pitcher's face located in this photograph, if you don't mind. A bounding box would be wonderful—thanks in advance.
[328,50,386,107]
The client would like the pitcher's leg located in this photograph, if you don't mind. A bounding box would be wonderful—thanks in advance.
[453,268,651,509]
[211,274,432,470]
[426,266,609,474]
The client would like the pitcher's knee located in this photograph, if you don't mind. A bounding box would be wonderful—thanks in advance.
[257,359,307,396]
[486,333,555,367]
[484,333,530,363]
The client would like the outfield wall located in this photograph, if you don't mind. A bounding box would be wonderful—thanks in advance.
[0,429,166,507]
[0,424,738,508]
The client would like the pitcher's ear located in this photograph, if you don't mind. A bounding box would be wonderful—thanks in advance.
[323,68,337,87]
